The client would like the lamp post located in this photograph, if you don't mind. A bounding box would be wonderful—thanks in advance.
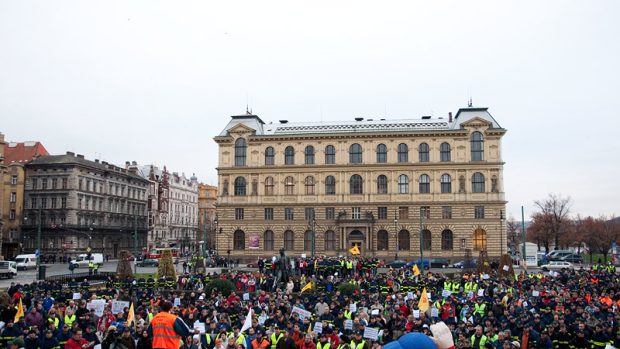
[133,215,138,274]
[499,210,505,256]
[419,207,425,266]
[202,212,207,257]
[36,206,41,272]
[394,210,398,261]
[213,214,218,255]
[309,217,316,257]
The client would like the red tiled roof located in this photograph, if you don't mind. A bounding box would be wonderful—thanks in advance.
[4,141,49,164]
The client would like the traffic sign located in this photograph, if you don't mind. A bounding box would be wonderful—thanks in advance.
[35,249,40,257]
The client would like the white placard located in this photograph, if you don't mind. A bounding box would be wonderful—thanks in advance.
[243,293,250,301]
[111,300,130,314]
[301,254,307,259]
[413,310,420,318]
[467,292,474,299]
[194,322,206,334]
[314,322,323,334]
[523,301,528,307]
[174,298,181,306]
[477,289,484,297]
[349,303,357,313]
[407,292,414,300]
[371,309,379,316]
[442,290,452,298]
[363,327,379,340]
[292,306,311,320]
[503,265,510,271]
[344,320,353,330]
[72,293,81,300]
[532,290,540,297]
[482,274,490,280]
[94,345,101,349]
[258,315,267,325]
[427,293,432,301]
[431,308,439,318]
[87,300,106,317]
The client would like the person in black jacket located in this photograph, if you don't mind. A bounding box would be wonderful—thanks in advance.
[275,329,296,349]
[136,330,153,349]
[39,330,60,349]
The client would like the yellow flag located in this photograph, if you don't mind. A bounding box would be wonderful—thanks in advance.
[126,302,135,327]
[419,287,430,312]
[349,245,360,255]
[14,298,24,323]
[301,282,313,293]
[412,264,421,277]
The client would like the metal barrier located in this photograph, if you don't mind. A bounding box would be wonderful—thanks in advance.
[45,271,115,284]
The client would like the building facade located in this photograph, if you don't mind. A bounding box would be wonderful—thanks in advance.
[22,152,149,258]
[214,108,507,261]
[198,183,218,252]
[0,138,49,259]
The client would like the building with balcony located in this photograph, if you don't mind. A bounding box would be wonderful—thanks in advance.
[22,152,148,258]
[214,107,507,261]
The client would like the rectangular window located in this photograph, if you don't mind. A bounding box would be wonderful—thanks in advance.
[31,197,37,209]
[398,206,409,220]
[62,178,67,189]
[11,175,18,185]
[32,178,38,190]
[51,197,57,209]
[79,179,83,190]
[475,206,485,219]
[61,197,67,208]
[305,208,315,221]
[41,178,48,190]
[9,210,16,220]
[235,208,244,220]
[285,208,294,220]
[420,206,430,219]
[325,207,335,220]
[352,207,361,220]
[378,207,388,220]
[52,178,58,189]
[41,197,47,209]
[264,208,274,220]
[10,192,16,203]
[442,206,452,219]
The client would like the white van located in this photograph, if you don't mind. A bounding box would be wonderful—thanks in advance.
[14,254,37,270]
[70,253,104,268]
[0,261,18,278]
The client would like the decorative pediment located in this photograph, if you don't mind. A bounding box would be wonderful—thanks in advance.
[460,116,492,128]
[227,123,256,137]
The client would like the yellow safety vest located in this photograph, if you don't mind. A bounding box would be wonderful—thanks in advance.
[271,333,283,349]
[64,314,76,327]
[318,343,331,349]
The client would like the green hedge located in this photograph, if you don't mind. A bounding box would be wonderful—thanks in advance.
[338,282,360,296]
[205,279,235,296]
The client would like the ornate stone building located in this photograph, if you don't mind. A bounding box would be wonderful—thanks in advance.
[214,107,507,261]
[198,183,218,252]
[22,153,148,258]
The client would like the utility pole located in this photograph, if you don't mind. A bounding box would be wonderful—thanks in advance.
[394,210,398,260]
[521,206,527,269]
[310,218,316,257]
[203,211,208,257]
[500,210,505,255]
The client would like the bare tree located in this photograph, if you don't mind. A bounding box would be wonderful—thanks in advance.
[506,217,521,251]
[534,193,572,249]
[527,212,552,253]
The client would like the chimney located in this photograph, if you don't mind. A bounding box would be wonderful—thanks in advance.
[125,161,130,167]
[279,120,288,124]
[355,117,364,121]
[448,112,453,122]
[76,154,84,159]
[95,159,99,163]
[132,161,137,166]
[66,151,75,157]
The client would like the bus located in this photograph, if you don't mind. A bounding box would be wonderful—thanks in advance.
[146,247,179,259]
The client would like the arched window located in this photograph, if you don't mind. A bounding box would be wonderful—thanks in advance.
[233,230,245,250]
[324,230,336,251]
[265,147,275,165]
[349,143,363,164]
[398,143,409,163]
[350,174,363,194]
[422,229,432,250]
[284,176,295,195]
[304,230,314,251]
[264,177,274,195]
[234,138,247,166]
[305,176,315,195]
[305,145,315,165]
[376,144,387,163]
[440,143,451,162]
[325,145,335,164]
[472,172,485,193]
[441,230,453,250]
[285,146,295,165]
[419,174,430,193]
[325,176,336,195]
[419,143,430,162]
[473,228,487,251]
[398,174,409,194]
[377,175,388,194]
[377,230,388,251]
[471,132,484,161]
[234,177,246,196]
[284,230,295,251]
[264,230,274,251]
[440,174,452,193]
[398,230,410,251]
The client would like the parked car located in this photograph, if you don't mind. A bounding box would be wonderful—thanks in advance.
[541,261,574,271]
[452,259,478,269]
[547,250,573,261]
[0,261,17,278]
[246,261,258,268]
[137,258,159,267]
[70,253,104,268]
[560,254,583,263]
[15,254,37,270]
[387,260,408,268]
[408,258,449,269]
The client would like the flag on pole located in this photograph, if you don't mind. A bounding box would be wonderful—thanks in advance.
[349,245,360,255]
[14,298,24,323]
[301,282,313,293]
[126,303,135,327]
[419,287,430,312]
[240,308,253,334]
[412,264,421,277]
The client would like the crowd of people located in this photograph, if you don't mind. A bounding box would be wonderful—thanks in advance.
[1,255,619,349]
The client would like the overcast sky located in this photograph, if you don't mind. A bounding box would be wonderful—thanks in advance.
[1,1,619,220]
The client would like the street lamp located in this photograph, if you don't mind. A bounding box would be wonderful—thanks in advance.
[499,210,505,256]
[213,214,218,255]
[23,205,42,278]
[394,210,398,260]
[308,217,316,257]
